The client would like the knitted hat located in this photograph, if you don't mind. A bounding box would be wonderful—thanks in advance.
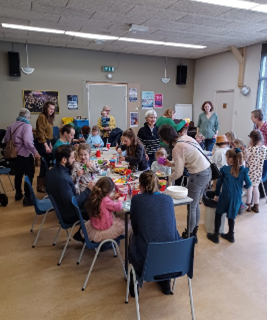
[216,135,228,143]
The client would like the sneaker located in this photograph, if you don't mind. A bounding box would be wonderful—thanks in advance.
[23,197,33,206]
[207,233,219,244]
[73,230,85,243]
[15,192,23,201]
[238,204,248,215]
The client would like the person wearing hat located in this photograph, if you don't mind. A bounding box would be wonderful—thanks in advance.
[212,135,230,190]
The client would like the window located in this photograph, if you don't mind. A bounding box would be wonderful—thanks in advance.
[256,46,267,120]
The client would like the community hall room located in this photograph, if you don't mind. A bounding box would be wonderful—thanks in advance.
[1,1,267,319]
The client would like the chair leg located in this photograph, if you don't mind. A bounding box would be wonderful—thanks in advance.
[111,242,117,257]
[53,226,62,246]
[132,268,140,320]
[57,221,79,266]
[171,278,177,294]
[261,181,267,203]
[77,242,86,265]
[112,240,126,278]
[188,277,195,320]
[30,215,38,232]
[0,176,6,195]
[82,244,102,291]
[32,213,48,248]
[7,174,14,190]
[125,264,132,304]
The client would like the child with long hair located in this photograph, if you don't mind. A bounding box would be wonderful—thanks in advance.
[71,143,100,193]
[85,177,126,243]
[207,149,251,244]
[117,128,148,171]
[246,130,267,213]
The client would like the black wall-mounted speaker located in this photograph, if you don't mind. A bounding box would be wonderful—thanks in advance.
[8,52,21,77]
[176,65,187,85]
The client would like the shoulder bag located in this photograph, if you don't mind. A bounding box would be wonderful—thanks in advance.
[4,123,24,159]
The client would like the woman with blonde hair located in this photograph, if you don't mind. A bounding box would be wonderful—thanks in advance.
[156,108,178,130]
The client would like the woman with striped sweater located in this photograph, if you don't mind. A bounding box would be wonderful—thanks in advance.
[138,110,160,167]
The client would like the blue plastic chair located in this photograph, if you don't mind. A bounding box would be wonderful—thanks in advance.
[24,176,54,248]
[48,193,81,266]
[125,238,196,320]
[0,167,14,195]
[53,126,60,141]
[71,196,126,291]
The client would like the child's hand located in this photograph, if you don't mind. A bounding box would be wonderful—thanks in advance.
[118,197,124,202]
[119,156,125,161]
[214,196,219,202]
[77,170,83,177]
[117,148,122,154]
[86,161,93,168]
[145,154,149,161]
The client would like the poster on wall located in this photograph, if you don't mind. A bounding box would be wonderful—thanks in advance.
[129,88,138,102]
[67,95,78,109]
[23,90,59,114]
[142,91,154,109]
[154,93,163,108]
[130,112,139,127]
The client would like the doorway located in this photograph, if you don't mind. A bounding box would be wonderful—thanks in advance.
[87,83,127,130]
[215,90,235,135]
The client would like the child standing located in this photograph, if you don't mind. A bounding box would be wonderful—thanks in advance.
[86,125,104,148]
[195,133,205,150]
[117,128,148,171]
[151,148,171,176]
[85,177,126,243]
[207,149,251,244]
[246,130,267,213]
[225,131,236,148]
[71,143,100,193]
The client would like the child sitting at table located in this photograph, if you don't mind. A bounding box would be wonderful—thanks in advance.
[86,125,104,148]
[151,148,171,176]
[195,133,205,150]
[71,143,100,193]
[117,128,148,171]
[84,177,126,243]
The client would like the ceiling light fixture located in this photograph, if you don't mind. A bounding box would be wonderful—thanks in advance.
[65,31,118,40]
[129,24,149,33]
[1,23,65,34]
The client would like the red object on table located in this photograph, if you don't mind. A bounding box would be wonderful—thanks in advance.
[106,143,111,149]
[96,150,101,157]
[126,169,132,176]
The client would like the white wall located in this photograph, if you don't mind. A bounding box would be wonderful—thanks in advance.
[193,44,262,144]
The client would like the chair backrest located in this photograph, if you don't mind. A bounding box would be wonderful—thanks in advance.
[41,157,49,174]
[47,193,72,229]
[53,126,60,141]
[71,196,98,249]
[24,176,43,215]
[140,238,195,286]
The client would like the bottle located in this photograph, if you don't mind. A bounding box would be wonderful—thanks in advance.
[106,168,111,177]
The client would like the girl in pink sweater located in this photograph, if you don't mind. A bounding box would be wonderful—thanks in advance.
[85,177,126,243]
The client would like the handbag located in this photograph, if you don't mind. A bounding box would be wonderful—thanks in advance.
[176,140,221,181]
[4,123,24,160]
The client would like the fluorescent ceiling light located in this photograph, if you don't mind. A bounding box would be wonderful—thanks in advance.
[251,4,267,13]
[190,0,257,10]
[129,24,149,33]
[1,23,65,34]
[118,37,206,49]
[65,31,118,40]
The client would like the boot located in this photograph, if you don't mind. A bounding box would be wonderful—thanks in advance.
[251,204,259,213]
[192,226,199,244]
[207,233,219,244]
[246,203,251,212]
[182,228,189,239]
[221,232,235,243]
[37,177,46,193]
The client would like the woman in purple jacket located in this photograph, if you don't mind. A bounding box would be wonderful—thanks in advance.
[4,108,40,206]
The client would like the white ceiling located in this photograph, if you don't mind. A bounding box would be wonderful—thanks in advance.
[1,0,267,58]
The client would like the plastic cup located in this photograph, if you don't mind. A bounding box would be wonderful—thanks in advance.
[119,187,128,201]
[159,179,167,192]
[106,143,111,149]
[158,157,166,165]
[96,150,101,158]
[109,159,116,169]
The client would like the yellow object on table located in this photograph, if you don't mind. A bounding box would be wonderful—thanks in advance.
[62,117,74,125]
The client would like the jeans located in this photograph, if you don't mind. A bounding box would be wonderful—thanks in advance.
[14,155,35,198]
[204,138,216,151]
[187,167,212,232]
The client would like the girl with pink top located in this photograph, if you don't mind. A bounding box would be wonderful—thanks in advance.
[85,177,126,243]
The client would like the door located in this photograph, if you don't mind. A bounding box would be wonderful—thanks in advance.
[87,83,127,130]
[215,90,235,135]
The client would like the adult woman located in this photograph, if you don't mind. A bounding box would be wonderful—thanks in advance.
[137,110,160,167]
[52,124,75,157]
[158,124,211,241]
[35,101,55,192]
[4,108,40,205]
[156,108,178,130]
[128,170,180,295]
[251,109,267,146]
[197,101,219,151]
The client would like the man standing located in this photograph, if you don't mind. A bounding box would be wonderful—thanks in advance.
[97,105,116,146]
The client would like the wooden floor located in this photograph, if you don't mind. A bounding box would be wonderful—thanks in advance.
[1,173,267,320]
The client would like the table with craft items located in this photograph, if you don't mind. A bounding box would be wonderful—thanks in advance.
[91,148,193,274]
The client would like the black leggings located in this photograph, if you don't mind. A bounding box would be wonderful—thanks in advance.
[35,140,53,178]
[215,214,235,234]
[14,155,35,197]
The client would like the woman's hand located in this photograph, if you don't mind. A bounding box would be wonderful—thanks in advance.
[45,146,52,153]
[213,134,217,139]
[214,196,219,202]
[119,156,125,161]
[34,153,41,159]
[163,159,171,167]
[145,154,149,161]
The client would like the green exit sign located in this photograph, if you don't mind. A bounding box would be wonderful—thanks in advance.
[103,66,114,72]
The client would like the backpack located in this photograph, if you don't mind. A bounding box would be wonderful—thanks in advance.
[4,123,24,159]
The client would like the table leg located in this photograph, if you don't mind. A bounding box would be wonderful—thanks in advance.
[187,203,191,238]
[124,211,129,276]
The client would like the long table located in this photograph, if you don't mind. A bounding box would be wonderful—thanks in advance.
[122,196,193,275]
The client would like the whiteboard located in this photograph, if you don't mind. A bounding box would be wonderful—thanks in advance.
[175,104,192,120]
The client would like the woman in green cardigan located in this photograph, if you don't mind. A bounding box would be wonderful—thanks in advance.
[156,108,178,130]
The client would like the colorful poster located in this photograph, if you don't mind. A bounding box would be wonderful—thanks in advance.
[142,91,154,109]
[155,93,163,108]
[129,88,138,102]
[67,95,78,109]
[130,112,138,127]
[23,90,59,114]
